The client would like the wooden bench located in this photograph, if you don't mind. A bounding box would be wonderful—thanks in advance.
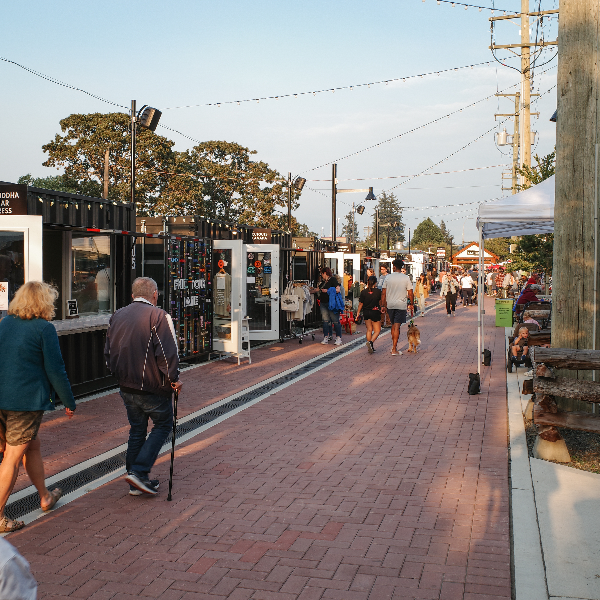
[531,347,600,461]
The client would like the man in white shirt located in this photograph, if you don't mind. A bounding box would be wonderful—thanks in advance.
[381,259,414,356]
[460,273,475,306]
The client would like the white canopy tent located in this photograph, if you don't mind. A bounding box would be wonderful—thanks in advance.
[475,175,555,373]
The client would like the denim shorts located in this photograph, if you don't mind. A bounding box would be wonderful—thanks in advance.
[387,309,407,325]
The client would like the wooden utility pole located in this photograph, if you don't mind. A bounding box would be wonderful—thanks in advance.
[490,4,557,186]
[553,1,600,357]
[103,149,109,199]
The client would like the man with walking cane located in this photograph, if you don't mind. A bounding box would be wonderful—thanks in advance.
[104,277,182,496]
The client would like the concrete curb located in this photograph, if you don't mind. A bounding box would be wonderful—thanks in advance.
[506,327,549,600]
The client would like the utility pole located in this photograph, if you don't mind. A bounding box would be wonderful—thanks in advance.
[287,172,292,231]
[375,209,380,251]
[331,163,337,243]
[553,0,600,356]
[490,3,557,186]
[103,149,109,199]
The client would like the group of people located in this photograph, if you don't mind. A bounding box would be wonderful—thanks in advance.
[0,277,182,534]
[439,269,476,316]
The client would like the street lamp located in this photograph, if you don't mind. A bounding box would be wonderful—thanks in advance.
[131,100,162,216]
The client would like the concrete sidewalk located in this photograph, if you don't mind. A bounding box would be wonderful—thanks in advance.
[507,342,600,600]
[8,297,512,600]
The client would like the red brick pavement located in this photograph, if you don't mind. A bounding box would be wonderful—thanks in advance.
[10,297,510,600]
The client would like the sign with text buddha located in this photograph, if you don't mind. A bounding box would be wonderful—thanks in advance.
[0,184,28,215]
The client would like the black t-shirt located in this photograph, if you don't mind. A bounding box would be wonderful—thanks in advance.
[359,288,382,310]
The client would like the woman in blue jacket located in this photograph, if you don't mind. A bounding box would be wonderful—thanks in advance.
[0,281,76,532]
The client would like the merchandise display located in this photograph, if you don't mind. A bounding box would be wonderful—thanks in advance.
[168,238,212,357]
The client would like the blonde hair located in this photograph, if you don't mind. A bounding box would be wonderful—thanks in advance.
[518,326,529,336]
[8,281,58,321]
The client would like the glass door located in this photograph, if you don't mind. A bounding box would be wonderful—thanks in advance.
[0,216,42,318]
[213,240,245,354]
[246,244,279,341]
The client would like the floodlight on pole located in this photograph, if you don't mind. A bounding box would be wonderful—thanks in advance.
[356,205,365,215]
[131,101,162,216]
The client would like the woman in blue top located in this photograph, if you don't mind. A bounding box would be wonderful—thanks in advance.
[0,281,76,532]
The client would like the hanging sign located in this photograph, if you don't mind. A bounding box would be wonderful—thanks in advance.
[67,299,79,317]
[251,228,271,243]
[437,247,446,258]
[0,184,28,215]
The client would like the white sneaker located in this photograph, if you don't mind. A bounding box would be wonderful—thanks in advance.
[334,337,342,346]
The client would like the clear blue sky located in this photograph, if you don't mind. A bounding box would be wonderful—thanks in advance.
[1,0,558,242]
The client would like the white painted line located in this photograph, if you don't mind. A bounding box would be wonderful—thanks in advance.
[506,328,548,600]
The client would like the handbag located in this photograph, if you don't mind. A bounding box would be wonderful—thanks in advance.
[328,288,345,312]
[280,283,300,312]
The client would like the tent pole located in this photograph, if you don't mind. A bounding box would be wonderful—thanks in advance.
[478,225,483,375]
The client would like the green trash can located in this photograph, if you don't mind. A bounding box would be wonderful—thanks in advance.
[495,298,514,327]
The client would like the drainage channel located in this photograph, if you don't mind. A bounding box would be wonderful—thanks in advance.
[5,334,370,522]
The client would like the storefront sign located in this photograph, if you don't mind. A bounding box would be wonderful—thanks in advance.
[184,296,199,307]
[251,228,271,243]
[437,247,446,257]
[0,184,28,215]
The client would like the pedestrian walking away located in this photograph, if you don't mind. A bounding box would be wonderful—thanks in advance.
[441,270,459,316]
[460,272,474,306]
[414,273,429,317]
[104,277,183,496]
[381,258,414,356]
[356,275,382,354]
[310,267,343,345]
[0,282,76,533]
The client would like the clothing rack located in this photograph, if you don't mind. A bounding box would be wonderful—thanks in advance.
[282,280,315,344]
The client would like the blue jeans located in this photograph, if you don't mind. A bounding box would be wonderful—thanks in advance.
[120,391,173,479]
[320,305,342,338]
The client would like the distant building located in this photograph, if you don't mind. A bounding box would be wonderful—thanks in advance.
[449,242,499,268]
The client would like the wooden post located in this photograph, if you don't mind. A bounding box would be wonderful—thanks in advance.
[103,149,109,199]
[553,1,600,361]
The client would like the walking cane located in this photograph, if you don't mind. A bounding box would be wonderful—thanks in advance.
[167,388,179,501]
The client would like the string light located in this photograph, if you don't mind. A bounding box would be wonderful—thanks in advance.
[162,60,505,110]
[424,0,519,13]
[0,56,127,109]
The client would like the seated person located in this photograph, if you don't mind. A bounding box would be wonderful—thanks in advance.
[514,284,541,314]
[511,327,530,362]
[522,311,540,328]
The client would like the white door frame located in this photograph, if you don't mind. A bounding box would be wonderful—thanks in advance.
[246,243,280,341]
[213,240,245,355]
[0,215,43,282]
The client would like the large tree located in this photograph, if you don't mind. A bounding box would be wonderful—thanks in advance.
[411,217,444,247]
[39,113,296,226]
[42,112,175,211]
[341,210,359,243]
[364,191,404,248]
[161,141,292,226]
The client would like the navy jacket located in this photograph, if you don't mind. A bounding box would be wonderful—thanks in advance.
[104,300,180,396]
[0,316,76,411]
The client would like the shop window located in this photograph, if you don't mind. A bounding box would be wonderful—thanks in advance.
[71,234,112,315]
[0,232,24,318]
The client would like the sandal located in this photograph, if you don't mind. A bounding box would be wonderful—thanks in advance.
[41,488,63,512]
[0,516,25,533]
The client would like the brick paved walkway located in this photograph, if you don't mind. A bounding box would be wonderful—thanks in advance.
[10,297,510,600]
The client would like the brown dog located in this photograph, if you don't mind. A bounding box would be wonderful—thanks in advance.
[407,323,421,353]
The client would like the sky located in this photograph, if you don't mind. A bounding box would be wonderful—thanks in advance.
[1,0,559,244]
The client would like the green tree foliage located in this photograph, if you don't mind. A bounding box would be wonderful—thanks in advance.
[411,217,444,247]
[512,149,556,275]
[364,191,404,248]
[40,113,294,227]
[341,210,359,242]
[42,112,174,209]
[17,173,79,193]
[483,237,511,261]
[293,222,318,237]
[439,220,452,244]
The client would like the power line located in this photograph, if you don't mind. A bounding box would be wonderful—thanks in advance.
[162,60,503,110]
[421,0,519,13]
[0,56,127,109]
